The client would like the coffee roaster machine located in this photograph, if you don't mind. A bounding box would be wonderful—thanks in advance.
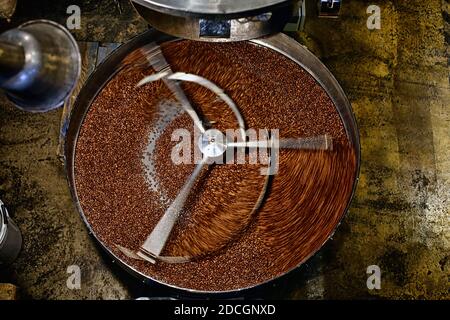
[0,0,360,298]
[64,0,360,298]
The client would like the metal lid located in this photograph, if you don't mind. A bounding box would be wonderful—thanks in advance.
[132,0,295,41]
[132,0,291,16]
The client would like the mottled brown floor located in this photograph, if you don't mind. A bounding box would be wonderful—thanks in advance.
[0,0,448,299]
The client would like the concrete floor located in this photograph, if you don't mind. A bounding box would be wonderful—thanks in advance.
[0,0,448,299]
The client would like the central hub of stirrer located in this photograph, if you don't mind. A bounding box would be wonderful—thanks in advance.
[198,129,227,158]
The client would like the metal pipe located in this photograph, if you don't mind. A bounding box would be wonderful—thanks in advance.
[0,20,81,112]
[0,40,25,78]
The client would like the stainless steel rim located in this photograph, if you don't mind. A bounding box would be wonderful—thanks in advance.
[132,2,294,42]
[64,29,360,296]
[132,0,293,16]
[10,19,81,112]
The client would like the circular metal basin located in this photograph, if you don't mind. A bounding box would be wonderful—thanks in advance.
[64,29,360,296]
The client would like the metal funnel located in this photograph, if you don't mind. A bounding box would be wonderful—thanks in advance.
[0,20,80,112]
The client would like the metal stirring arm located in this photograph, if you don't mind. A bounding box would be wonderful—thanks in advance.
[135,68,333,264]
[135,70,251,263]
[227,134,333,151]
[167,72,246,142]
[138,157,208,262]
[137,44,206,133]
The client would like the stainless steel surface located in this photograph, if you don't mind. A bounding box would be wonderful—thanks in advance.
[199,129,227,158]
[0,20,81,112]
[229,135,333,151]
[318,0,341,18]
[132,0,293,16]
[0,40,25,79]
[139,157,208,261]
[64,29,360,295]
[283,0,306,32]
[133,2,295,42]
[0,29,41,92]
[0,200,22,265]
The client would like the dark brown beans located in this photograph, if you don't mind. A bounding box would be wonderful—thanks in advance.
[74,40,357,292]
